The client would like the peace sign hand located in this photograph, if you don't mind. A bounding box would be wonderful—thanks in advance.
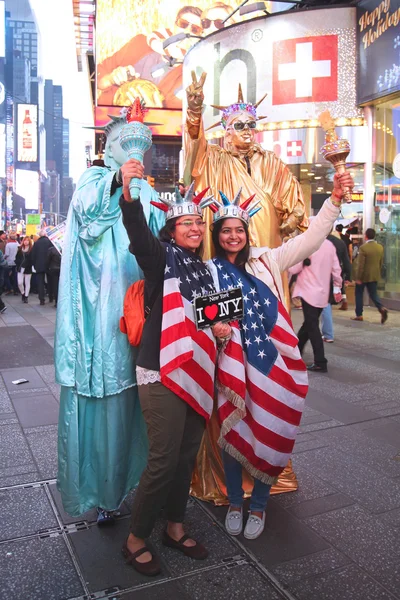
[186,71,207,112]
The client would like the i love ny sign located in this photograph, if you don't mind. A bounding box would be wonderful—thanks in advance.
[194,287,243,330]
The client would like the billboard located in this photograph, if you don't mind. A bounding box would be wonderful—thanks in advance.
[183,7,362,129]
[95,106,183,136]
[357,0,400,104]
[15,169,40,210]
[17,104,38,163]
[96,0,256,109]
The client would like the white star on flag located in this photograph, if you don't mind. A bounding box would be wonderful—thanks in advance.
[251,322,258,330]
[258,349,266,359]
[264,298,271,306]
[223,273,229,280]
[245,338,252,347]
[216,262,222,269]
[243,294,249,303]
[249,287,256,296]
[164,265,171,274]
[255,335,262,344]
[254,300,260,308]
[247,307,254,316]
[242,323,248,332]
[237,279,244,288]
[186,276,191,283]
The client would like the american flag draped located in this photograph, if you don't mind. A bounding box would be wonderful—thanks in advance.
[214,258,308,484]
[160,243,217,420]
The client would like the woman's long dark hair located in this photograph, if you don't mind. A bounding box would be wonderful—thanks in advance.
[212,219,250,267]
[158,217,204,257]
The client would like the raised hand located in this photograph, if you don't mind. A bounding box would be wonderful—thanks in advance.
[186,71,207,112]
[121,159,145,203]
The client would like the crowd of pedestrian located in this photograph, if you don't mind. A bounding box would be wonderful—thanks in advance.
[0,229,61,312]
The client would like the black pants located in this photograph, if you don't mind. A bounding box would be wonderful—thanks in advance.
[48,270,60,303]
[130,382,205,539]
[36,272,53,302]
[297,299,326,367]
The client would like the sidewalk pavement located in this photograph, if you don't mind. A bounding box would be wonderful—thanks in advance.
[1,294,400,600]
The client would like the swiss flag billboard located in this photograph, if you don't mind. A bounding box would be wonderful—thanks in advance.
[273,35,338,105]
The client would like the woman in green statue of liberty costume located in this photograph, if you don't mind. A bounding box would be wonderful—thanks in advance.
[55,111,165,522]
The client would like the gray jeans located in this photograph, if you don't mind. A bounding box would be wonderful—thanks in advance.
[130,382,205,539]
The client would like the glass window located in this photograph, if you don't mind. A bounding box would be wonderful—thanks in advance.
[372,99,400,292]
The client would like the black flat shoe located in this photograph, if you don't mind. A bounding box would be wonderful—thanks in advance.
[307,364,327,373]
[122,542,161,576]
[162,530,208,560]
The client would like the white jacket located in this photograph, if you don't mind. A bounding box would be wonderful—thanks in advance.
[209,198,340,302]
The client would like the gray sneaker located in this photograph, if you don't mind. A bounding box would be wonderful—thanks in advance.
[244,512,266,540]
[225,507,243,536]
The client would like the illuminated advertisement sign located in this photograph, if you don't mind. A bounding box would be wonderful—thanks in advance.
[183,7,361,129]
[15,169,39,210]
[357,0,400,103]
[96,0,254,109]
[0,1,4,59]
[17,104,38,163]
[95,106,183,137]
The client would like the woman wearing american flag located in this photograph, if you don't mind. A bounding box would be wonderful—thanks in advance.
[119,178,230,576]
[203,171,354,540]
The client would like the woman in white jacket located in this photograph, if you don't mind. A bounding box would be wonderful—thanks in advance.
[203,172,353,541]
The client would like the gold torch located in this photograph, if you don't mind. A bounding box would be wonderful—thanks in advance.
[318,111,352,203]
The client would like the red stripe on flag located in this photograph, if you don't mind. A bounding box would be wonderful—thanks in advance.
[162,375,210,421]
[185,318,217,363]
[163,291,183,313]
[224,338,246,363]
[160,321,189,350]
[218,368,246,400]
[224,430,285,477]
[270,324,298,348]
[218,400,239,423]
[278,303,294,328]
[282,355,307,372]
[161,351,193,376]
[180,360,215,398]
[243,409,295,453]
[269,365,308,398]
[246,377,302,425]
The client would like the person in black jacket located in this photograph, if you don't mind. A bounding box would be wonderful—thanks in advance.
[30,230,54,305]
[321,231,352,342]
[16,236,33,303]
[119,159,230,577]
[46,246,61,307]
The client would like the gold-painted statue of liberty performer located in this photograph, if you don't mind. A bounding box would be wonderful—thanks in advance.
[185,71,308,504]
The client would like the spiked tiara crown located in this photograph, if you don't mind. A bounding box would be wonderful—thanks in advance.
[200,188,262,226]
[150,182,213,222]
[207,84,268,131]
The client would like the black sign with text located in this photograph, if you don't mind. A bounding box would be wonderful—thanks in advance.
[194,287,243,330]
[357,0,400,104]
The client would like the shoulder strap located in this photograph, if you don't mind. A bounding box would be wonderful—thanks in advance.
[144,283,162,318]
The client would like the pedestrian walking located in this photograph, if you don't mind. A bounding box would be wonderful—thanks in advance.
[289,238,342,373]
[30,230,54,305]
[4,234,19,295]
[16,237,33,303]
[46,246,61,308]
[0,248,7,313]
[321,230,352,343]
[352,228,388,324]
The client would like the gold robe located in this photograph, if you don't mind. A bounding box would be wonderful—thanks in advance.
[185,111,307,503]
